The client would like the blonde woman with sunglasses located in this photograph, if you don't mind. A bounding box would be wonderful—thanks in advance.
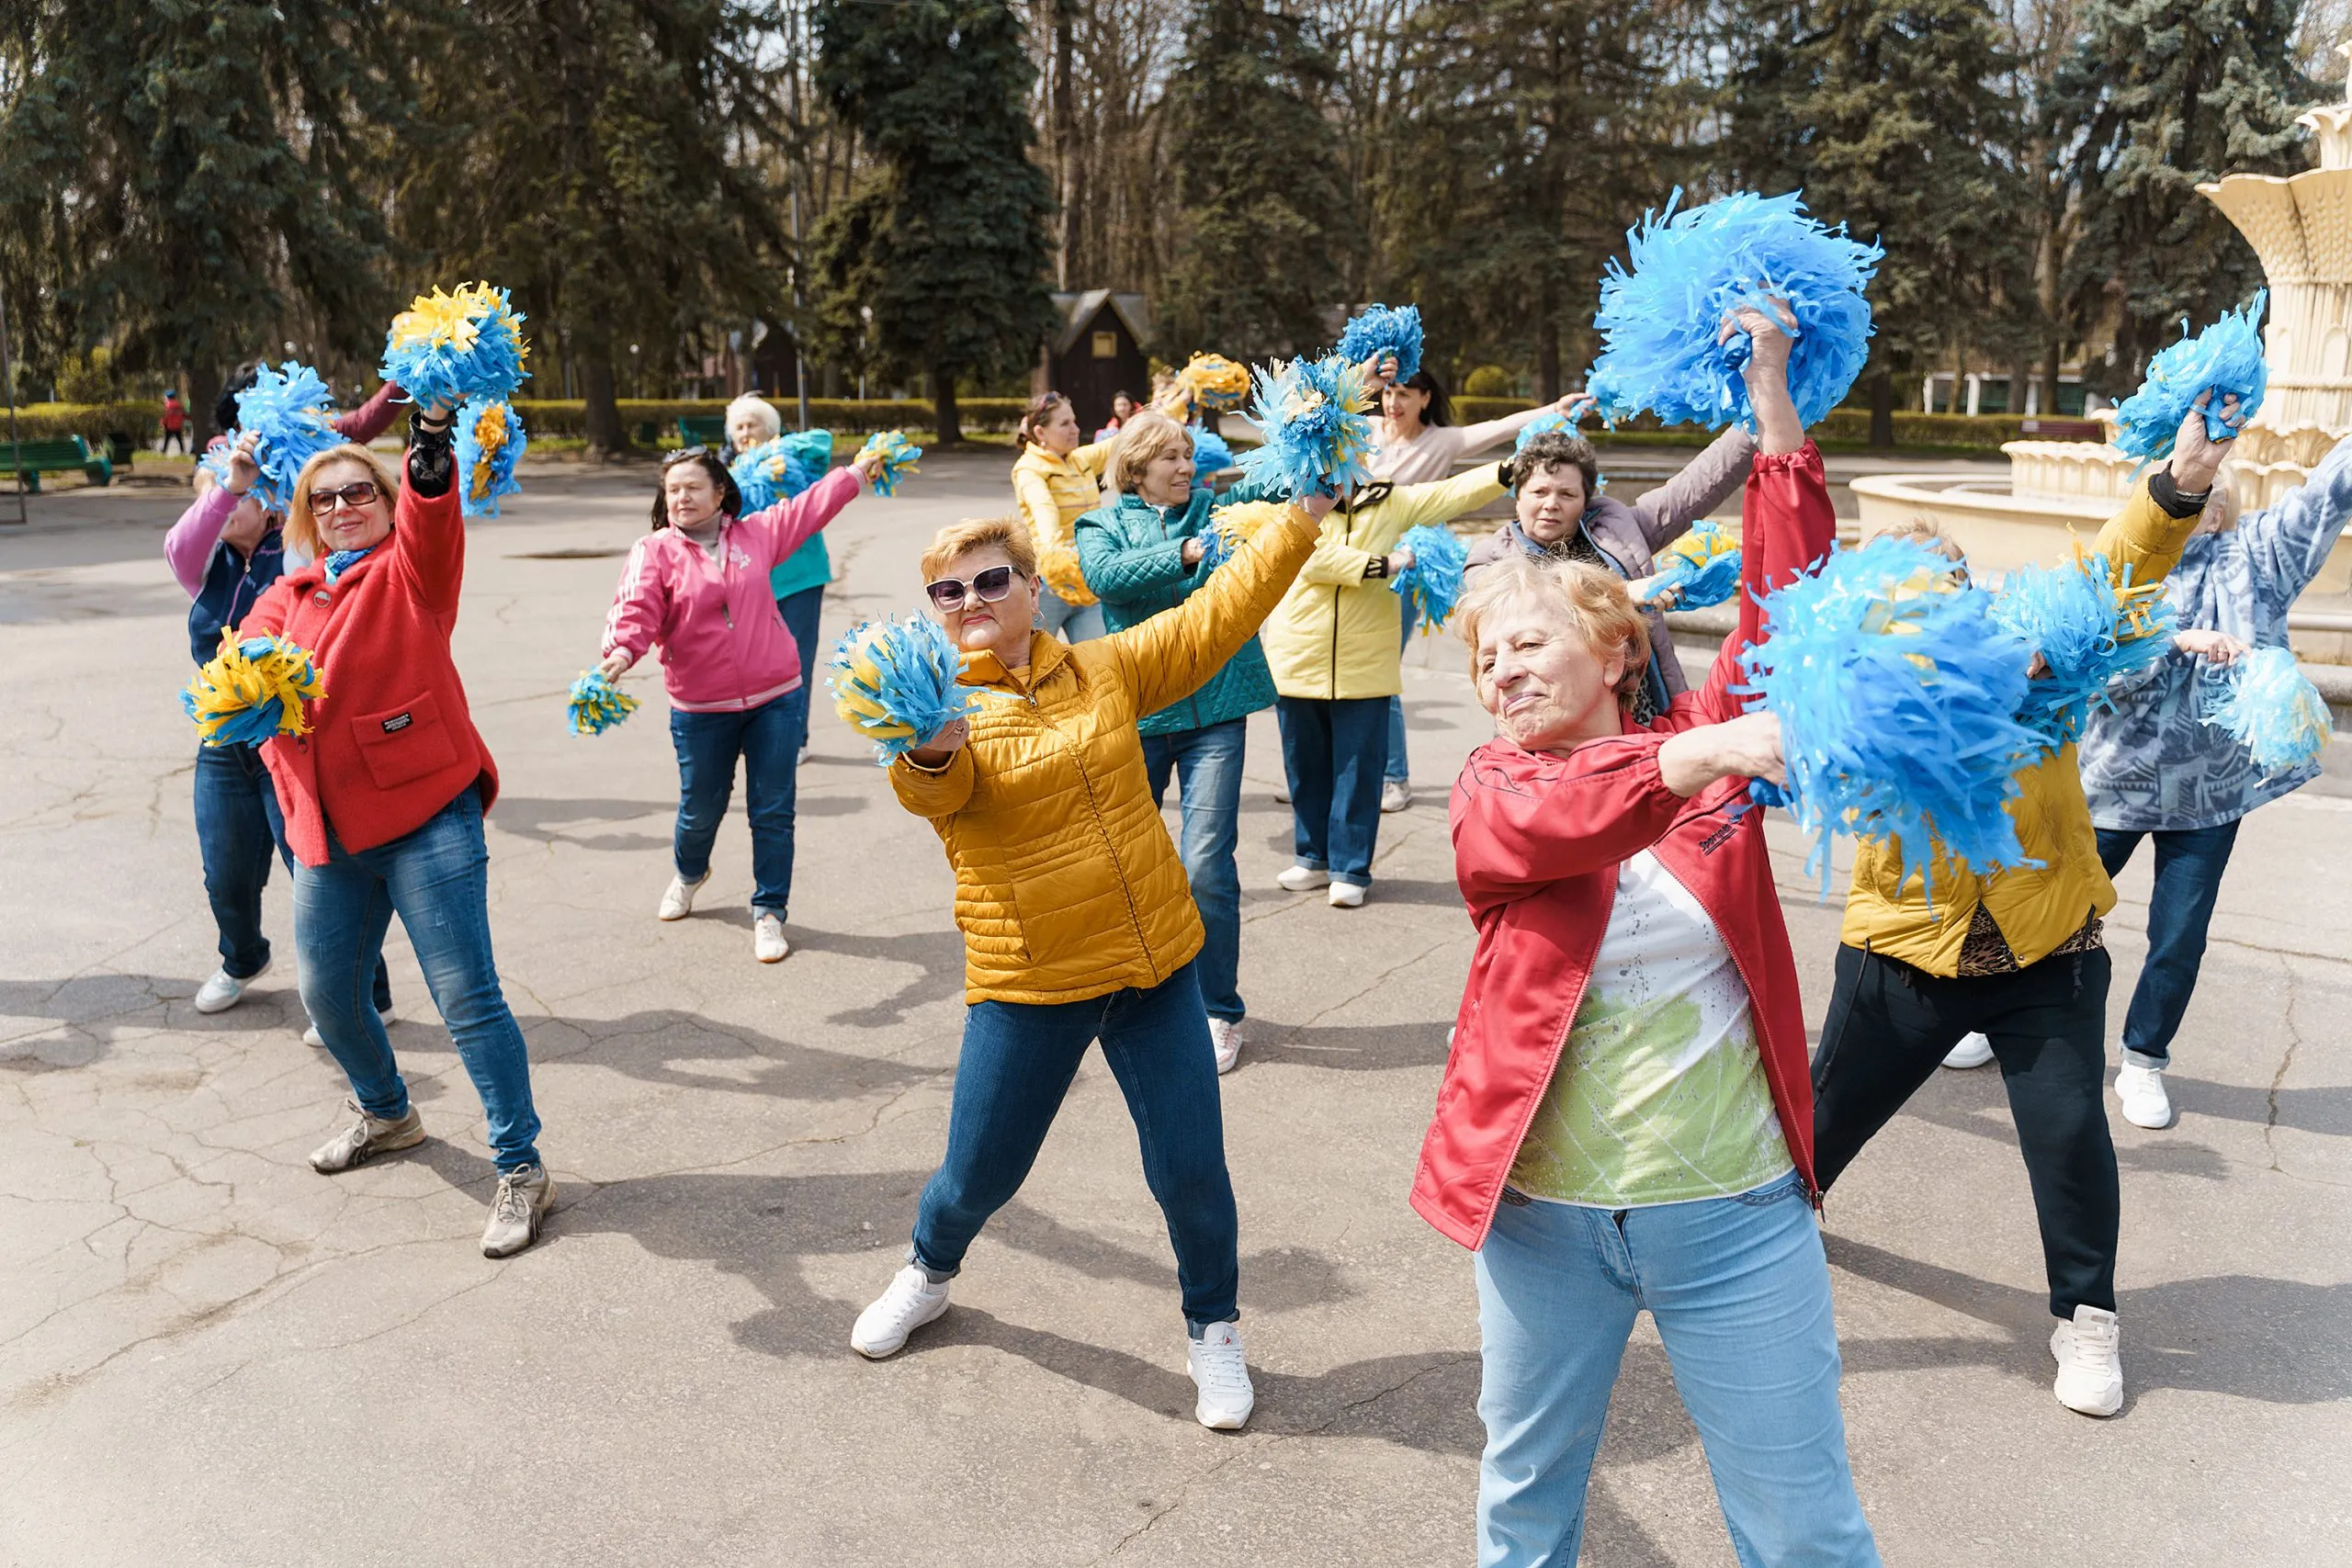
[848,491,1333,1432]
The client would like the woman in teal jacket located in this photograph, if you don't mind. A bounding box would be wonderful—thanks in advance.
[1076,412,1283,1074]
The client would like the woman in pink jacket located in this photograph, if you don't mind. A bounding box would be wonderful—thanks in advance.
[596,444,881,962]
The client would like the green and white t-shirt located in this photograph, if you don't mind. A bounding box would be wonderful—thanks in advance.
[1508,851,1792,1208]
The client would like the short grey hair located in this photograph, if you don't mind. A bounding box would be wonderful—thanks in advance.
[725,394,782,444]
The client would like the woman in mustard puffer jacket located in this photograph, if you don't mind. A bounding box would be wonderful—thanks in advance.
[846,492,1333,1435]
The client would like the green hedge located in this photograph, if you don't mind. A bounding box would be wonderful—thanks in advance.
[1448,398,2027,451]
[5,400,166,441]
[511,396,1030,441]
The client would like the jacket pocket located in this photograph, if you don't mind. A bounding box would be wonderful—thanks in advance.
[350,691,459,790]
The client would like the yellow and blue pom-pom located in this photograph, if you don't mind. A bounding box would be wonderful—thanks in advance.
[827,615,976,765]
[1196,499,1290,571]
[1589,187,1882,433]
[1393,523,1468,630]
[182,632,327,748]
[565,670,639,736]
[730,429,834,513]
[1644,520,1744,610]
[1336,303,1424,382]
[1991,546,2176,747]
[2201,645,2331,774]
[2113,291,2267,461]
[860,430,922,498]
[379,282,532,412]
[456,398,527,519]
[1176,353,1251,413]
[1736,535,2043,898]
[199,361,343,512]
[1190,426,1236,475]
[1238,355,1376,497]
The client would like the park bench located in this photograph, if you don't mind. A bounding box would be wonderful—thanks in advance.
[6,435,112,492]
[677,414,727,447]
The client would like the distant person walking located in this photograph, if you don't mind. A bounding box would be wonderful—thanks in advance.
[160,390,188,454]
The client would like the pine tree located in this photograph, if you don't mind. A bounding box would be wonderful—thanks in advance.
[810,0,1057,444]
[0,0,408,440]
[2055,0,2315,396]
[1159,0,1349,362]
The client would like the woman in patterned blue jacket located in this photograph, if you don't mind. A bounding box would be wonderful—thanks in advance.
[2077,433,2352,1130]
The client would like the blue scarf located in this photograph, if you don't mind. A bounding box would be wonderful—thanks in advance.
[322,546,377,583]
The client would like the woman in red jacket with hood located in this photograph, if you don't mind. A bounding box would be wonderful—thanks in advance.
[1419,308,1879,1567]
[242,404,552,1260]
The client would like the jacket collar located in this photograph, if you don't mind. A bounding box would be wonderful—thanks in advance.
[960,630,1069,694]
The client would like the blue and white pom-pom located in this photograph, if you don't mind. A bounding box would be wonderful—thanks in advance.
[1237,355,1376,497]
[379,282,532,411]
[1392,524,1468,631]
[2201,645,2331,774]
[1588,188,1882,433]
[1736,535,2043,897]
[1513,407,1581,454]
[732,429,834,513]
[2113,291,2268,461]
[1336,303,1424,383]
[199,361,343,512]
[456,398,527,518]
[1641,520,1743,610]
[828,615,977,764]
[565,670,639,736]
[1190,426,1236,475]
[1990,546,2175,746]
[859,430,922,498]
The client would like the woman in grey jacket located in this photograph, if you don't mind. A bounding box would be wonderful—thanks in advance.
[2077,433,2352,1129]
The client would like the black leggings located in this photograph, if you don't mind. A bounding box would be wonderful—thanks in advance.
[1812,942,2119,1318]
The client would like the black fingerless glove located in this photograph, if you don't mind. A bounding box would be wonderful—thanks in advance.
[2149,468,2211,521]
[408,409,456,499]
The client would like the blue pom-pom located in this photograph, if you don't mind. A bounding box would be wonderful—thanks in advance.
[1588,188,1882,433]
[860,431,922,498]
[1736,535,2043,899]
[827,614,977,764]
[1238,355,1377,497]
[1990,548,2176,746]
[2113,292,2267,460]
[1513,407,1581,455]
[565,670,639,736]
[1336,303,1424,383]
[2201,644,2331,773]
[732,429,833,513]
[1190,426,1235,475]
[1393,524,1468,630]
[455,398,527,519]
[206,362,343,512]
[379,283,531,412]
[1645,520,1744,610]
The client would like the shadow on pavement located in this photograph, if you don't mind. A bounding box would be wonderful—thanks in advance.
[536,1007,938,1103]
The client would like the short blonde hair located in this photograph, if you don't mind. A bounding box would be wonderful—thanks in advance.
[1109,411,1193,493]
[284,444,403,559]
[1454,553,1652,706]
[1867,514,1966,563]
[920,516,1038,583]
[726,393,782,445]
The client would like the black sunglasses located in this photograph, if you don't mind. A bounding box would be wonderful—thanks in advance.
[308,479,383,513]
[924,564,1018,611]
[662,445,711,466]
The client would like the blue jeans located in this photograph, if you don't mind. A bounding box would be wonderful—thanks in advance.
[910,961,1239,1330]
[1035,583,1106,642]
[194,741,390,1008]
[1385,600,1419,786]
[291,787,542,1171]
[775,586,825,752]
[1474,1173,1879,1567]
[1142,719,1247,1023]
[1276,695,1388,886]
[670,689,807,917]
[2097,820,2242,1069]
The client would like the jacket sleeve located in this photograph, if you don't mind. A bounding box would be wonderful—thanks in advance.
[2242,432,2352,600]
[1105,505,1320,716]
[166,482,240,597]
[1306,465,1510,587]
[889,746,977,818]
[740,465,860,565]
[239,578,294,642]
[1630,427,1757,551]
[1461,524,1514,580]
[2093,473,2205,594]
[1012,465,1061,552]
[391,462,467,620]
[601,536,672,664]
[1697,441,1835,721]
[1076,505,1191,604]
[330,381,405,444]
[1452,735,1689,906]
[1072,438,1114,479]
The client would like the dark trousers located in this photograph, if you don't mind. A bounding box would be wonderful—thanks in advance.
[775,586,824,752]
[669,689,806,917]
[160,427,187,454]
[1275,694,1388,886]
[2096,821,2240,1070]
[1811,942,2119,1318]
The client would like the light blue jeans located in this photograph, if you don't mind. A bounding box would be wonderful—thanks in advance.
[1035,583,1106,642]
[1141,718,1246,1023]
[1385,599,1418,786]
[1473,1171,1879,1568]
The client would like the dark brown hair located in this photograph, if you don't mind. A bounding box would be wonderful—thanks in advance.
[1508,430,1600,499]
[650,447,742,530]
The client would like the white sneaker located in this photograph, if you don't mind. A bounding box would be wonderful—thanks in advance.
[2114,1064,2173,1129]
[302,1004,395,1049]
[1187,1321,1255,1429]
[754,913,790,963]
[1327,882,1365,908]
[1942,1032,1996,1069]
[195,961,267,1014]
[1208,1017,1242,1076]
[2050,1305,2123,1416]
[1380,779,1412,814]
[657,872,708,921]
[852,1264,950,1359]
[1276,863,1329,893]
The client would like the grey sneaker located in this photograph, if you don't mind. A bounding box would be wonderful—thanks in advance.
[308,1098,426,1173]
[481,1164,556,1258]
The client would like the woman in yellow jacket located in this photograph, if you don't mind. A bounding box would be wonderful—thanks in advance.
[1010,391,1113,640]
[847,492,1334,1435]
[1259,459,1512,905]
[1809,393,2242,1421]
